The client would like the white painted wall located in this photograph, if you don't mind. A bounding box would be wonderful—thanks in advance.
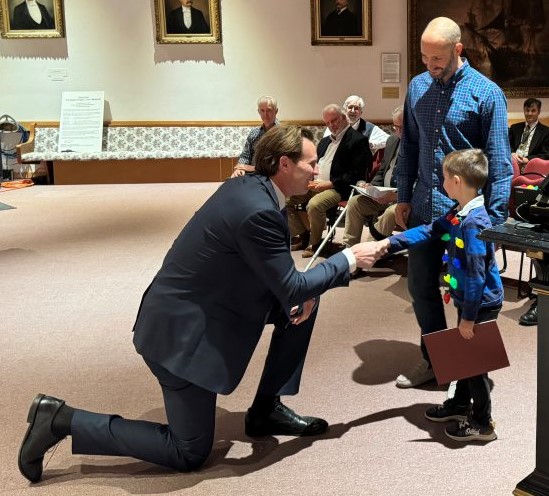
[0,0,538,122]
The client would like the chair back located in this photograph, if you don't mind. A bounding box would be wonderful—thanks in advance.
[511,155,520,178]
[510,158,549,219]
[523,158,549,177]
[368,148,384,182]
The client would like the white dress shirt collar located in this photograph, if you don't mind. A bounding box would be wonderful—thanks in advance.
[271,180,286,211]
[457,195,484,217]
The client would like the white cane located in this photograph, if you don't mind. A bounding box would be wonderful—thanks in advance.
[304,188,355,271]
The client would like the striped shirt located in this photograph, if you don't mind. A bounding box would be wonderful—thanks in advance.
[397,59,513,226]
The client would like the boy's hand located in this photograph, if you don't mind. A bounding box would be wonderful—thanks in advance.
[459,320,475,340]
[351,239,390,269]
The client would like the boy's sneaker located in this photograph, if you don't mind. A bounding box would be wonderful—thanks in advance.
[395,358,435,388]
[445,418,497,442]
[425,400,469,423]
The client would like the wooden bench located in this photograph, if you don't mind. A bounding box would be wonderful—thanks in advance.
[16,121,329,184]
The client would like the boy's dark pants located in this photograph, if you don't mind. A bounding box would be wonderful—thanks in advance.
[453,305,502,426]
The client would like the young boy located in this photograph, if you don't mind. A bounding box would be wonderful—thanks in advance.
[369,148,504,442]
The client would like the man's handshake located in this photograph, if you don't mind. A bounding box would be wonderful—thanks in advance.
[350,239,391,269]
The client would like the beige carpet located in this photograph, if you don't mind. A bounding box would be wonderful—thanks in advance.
[0,183,537,496]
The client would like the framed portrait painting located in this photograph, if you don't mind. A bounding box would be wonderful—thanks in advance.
[0,0,64,38]
[311,0,372,46]
[408,0,549,97]
[155,0,221,44]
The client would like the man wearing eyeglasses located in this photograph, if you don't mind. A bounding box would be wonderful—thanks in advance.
[509,98,549,173]
[341,95,389,153]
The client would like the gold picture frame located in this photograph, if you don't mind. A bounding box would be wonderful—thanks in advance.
[408,0,549,98]
[310,0,372,46]
[0,0,64,38]
[155,0,221,44]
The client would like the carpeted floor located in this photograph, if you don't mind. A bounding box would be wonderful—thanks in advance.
[0,184,537,496]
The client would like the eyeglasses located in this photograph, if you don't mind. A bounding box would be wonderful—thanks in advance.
[346,105,362,111]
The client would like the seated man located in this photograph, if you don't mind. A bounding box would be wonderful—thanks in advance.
[509,97,549,173]
[341,106,403,247]
[510,98,549,327]
[325,95,390,154]
[287,104,372,258]
[231,96,279,177]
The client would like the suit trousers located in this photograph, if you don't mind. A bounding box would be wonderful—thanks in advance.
[70,304,319,471]
[287,190,341,246]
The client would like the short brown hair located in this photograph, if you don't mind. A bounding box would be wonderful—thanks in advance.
[443,149,488,190]
[253,125,314,177]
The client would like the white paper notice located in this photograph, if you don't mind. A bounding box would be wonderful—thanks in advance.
[58,91,104,153]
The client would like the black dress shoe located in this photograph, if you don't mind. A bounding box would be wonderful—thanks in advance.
[245,400,328,437]
[18,394,66,483]
[519,299,538,326]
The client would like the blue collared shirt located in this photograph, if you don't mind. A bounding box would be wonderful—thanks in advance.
[397,59,513,226]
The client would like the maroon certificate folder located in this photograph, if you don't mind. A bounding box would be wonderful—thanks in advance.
[423,320,510,385]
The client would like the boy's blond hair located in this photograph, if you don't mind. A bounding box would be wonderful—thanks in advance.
[443,149,488,190]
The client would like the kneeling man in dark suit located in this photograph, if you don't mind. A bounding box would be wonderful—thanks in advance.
[18,125,382,482]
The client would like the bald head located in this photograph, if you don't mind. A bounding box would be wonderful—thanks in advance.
[422,17,461,47]
[420,17,463,83]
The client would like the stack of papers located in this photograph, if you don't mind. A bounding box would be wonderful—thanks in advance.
[352,184,397,200]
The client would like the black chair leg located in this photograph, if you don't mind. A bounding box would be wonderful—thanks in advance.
[499,246,507,274]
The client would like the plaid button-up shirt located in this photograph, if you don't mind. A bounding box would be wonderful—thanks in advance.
[238,120,279,165]
[397,60,512,226]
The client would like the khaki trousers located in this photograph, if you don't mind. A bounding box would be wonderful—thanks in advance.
[342,195,397,247]
[287,189,341,246]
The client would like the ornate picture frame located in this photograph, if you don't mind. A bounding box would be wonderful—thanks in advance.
[154,0,221,44]
[0,0,64,39]
[311,0,372,46]
[408,0,549,98]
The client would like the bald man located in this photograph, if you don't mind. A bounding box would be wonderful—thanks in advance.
[394,17,512,388]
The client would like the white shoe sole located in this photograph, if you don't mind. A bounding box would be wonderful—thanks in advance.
[395,372,435,388]
[445,430,498,442]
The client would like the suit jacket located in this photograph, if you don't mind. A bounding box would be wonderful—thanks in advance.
[133,174,350,394]
[321,9,360,36]
[166,6,210,34]
[371,134,400,188]
[12,2,54,29]
[509,121,549,161]
[317,127,372,199]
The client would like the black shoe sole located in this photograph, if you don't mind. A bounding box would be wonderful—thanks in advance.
[245,425,328,437]
[18,393,46,483]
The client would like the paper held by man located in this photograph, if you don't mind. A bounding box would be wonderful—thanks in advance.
[352,184,397,200]
[423,320,510,385]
